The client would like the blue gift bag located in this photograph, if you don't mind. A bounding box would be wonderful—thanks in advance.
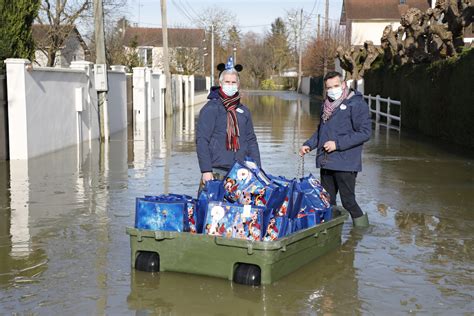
[268,174,293,187]
[299,174,332,222]
[142,194,198,233]
[196,180,225,233]
[203,201,265,241]
[223,159,272,204]
[135,196,190,232]
[299,175,331,207]
[262,215,288,241]
[224,160,285,210]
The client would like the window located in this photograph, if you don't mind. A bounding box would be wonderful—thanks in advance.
[400,0,406,4]
[138,47,153,67]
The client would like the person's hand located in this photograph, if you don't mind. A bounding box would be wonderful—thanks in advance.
[201,172,214,183]
[299,145,311,156]
[323,141,336,153]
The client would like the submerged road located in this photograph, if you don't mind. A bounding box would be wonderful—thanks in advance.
[0,91,473,314]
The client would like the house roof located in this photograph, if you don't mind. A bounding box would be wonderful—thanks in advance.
[32,24,89,51]
[123,27,205,48]
[340,0,431,24]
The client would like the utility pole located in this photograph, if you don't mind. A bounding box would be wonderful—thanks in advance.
[317,14,321,39]
[94,0,108,141]
[323,0,329,77]
[161,0,173,116]
[297,8,303,93]
[233,46,237,64]
[210,24,215,86]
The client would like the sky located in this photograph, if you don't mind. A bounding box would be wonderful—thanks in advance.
[125,0,344,34]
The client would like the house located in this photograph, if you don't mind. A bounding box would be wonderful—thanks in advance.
[32,25,90,67]
[340,0,431,46]
[122,27,205,73]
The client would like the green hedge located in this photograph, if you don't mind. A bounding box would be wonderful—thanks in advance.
[364,49,474,148]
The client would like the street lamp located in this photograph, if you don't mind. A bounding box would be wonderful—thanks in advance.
[233,46,237,64]
[210,24,215,86]
[203,52,208,74]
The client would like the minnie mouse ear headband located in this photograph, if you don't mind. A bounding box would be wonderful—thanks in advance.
[217,56,243,77]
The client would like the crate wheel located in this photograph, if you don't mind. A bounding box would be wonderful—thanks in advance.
[135,251,160,272]
[233,263,261,286]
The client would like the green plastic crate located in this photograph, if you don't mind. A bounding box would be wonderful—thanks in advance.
[126,207,348,285]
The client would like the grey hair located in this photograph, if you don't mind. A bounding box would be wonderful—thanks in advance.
[219,69,240,84]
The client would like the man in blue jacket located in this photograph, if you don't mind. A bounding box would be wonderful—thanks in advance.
[299,71,371,227]
[196,57,261,184]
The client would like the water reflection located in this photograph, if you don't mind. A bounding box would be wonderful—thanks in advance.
[0,91,472,314]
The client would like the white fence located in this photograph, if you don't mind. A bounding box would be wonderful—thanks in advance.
[5,59,127,159]
[5,59,208,160]
[132,69,197,125]
[364,94,401,131]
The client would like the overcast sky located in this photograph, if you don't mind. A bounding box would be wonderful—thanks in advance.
[126,0,344,34]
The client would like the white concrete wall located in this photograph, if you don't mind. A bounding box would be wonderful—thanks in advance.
[149,71,163,119]
[133,67,164,124]
[189,75,195,106]
[301,77,311,95]
[107,66,127,135]
[160,74,166,116]
[351,21,400,46]
[6,59,99,159]
[132,67,147,123]
[177,75,183,111]
[6,59,128,160]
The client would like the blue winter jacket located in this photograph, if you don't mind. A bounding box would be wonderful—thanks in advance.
[196,87,261,172]
[303,91,371,172]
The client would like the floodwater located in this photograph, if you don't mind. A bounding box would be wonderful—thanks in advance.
[0,91,473,315]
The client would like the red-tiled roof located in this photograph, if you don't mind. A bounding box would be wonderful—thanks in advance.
[32,24,88,50]
[123,27,205,48]
[340,0,431,23]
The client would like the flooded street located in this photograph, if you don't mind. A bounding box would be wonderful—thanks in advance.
[0,91,473,314]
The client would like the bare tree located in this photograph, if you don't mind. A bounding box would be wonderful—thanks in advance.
[35,0,126,67]
[302,22,346,77]
[36,0,90,66]
[239,32,272,88]
[192,7,240,76]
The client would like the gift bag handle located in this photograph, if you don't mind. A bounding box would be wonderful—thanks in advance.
[297,155,305,179]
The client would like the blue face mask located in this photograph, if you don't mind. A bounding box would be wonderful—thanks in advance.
[222,84,238,96]
[327,86,343,100]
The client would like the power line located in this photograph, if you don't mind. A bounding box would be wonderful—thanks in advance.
[171,0,197,25]
[302,0,319,29]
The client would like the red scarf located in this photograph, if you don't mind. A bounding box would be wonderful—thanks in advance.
[219,88,240,152]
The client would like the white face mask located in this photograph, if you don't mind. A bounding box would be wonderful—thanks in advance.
[222,84,239,97]
[327,86,343,100]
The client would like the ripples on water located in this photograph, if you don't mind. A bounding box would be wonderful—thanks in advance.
[0,91,473,314]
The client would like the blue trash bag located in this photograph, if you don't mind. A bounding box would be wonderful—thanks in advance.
[203,201,265,241]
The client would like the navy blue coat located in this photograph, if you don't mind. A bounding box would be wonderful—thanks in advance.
[303,91,371,172]
[196,87,261,172]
